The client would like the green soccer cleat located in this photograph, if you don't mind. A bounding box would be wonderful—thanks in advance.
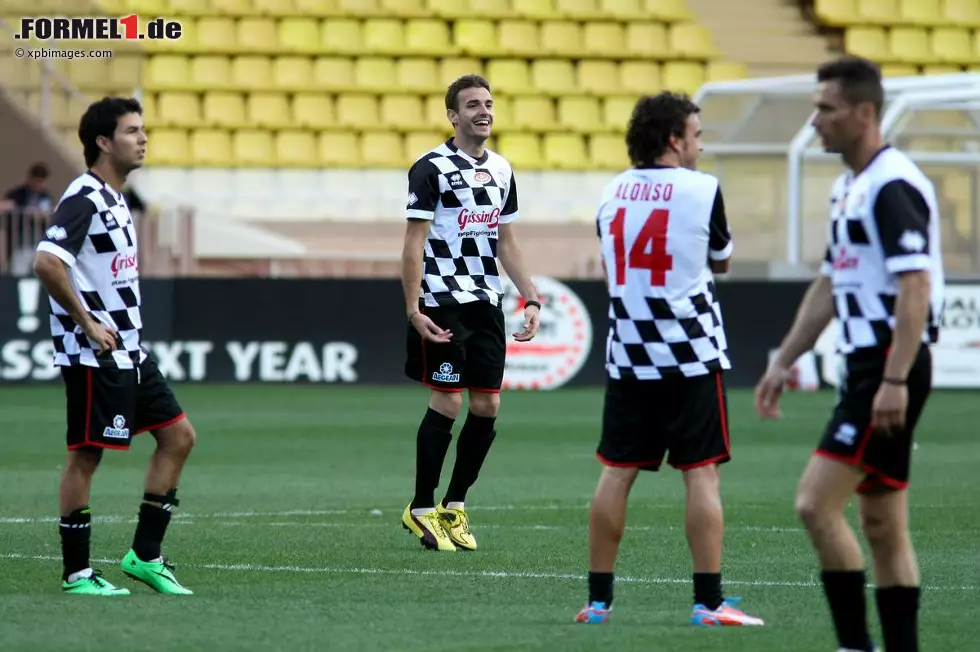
[120,549,194,595]
[62,570,130,596]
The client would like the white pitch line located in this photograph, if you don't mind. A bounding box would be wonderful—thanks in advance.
[1,553,975,593]
[253,521,806,534]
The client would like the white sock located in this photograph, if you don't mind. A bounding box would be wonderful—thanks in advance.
[411,507,436,517]
[67,568,93,583]
[445,502,465,511]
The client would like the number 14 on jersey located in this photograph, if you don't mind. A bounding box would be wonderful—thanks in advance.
[609,207,674,287]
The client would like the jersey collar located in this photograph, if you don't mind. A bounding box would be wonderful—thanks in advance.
[444,138,489,166]
[85,170,124,202]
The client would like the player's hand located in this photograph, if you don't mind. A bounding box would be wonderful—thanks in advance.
[409,311,453,343]
[83,319,118,355]
[871,382,908,437]
[754,364,792,420]
[513,304,540,342]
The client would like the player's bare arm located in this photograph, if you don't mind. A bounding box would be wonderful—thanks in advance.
[33,252,116,354]
[754,275,834,418]
[497,222,540,341]
[401,218,452,343]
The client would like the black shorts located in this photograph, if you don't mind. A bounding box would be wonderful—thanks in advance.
[405,300,507,393]
[61,355,186,451]
[597,370,731,472]
[816,344,932,493]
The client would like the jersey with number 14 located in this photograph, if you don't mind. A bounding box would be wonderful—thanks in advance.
[596,166,734,381]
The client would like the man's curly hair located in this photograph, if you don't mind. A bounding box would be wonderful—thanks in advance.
[625,92,700,168]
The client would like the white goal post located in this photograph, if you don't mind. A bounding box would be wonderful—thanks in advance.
[693,72,980,273]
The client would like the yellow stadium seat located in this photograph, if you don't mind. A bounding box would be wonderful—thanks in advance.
[814,0,859,25]
[145,55,189,90]
[540,21,583,56]
[490,99,514,130]
[511,96,557,131]
[166,0,217,14]
[485,60,533,94]
[434,0,513,18]
[583,22,627,57]
[558,96,603,132]
[543,134,588,170]
[292,94,336,128]
[405,20,456,55]
[138,94,157,124]
[603,96,637,131]
[662,61,705,94]
[516,0,561,19]
[191,129,233,165]
[618,60,661,94]
[706,60,748,82]
[232,56,273,90]
[322,19,365,54]
[355,57,397,91]
[364,19,406,55]
[578,60,622,95]
[279,18,322,54]
[319,131,361,166]
[233,130,275,165]
[362,132,405,166]
[381,94,426,130]
[203,92,248,128]
[110,57,143,91]
[146,129,189,165]
[498,21,541,56]
[454,20,501,57]
[68,58,110,90]
[589,133,629,169]
[313,57,355,90]
[191,56,233,90]
[899,0,943,25]
[274,57,314,90]
[424,94,450,129]
[890,27,937,63]
[922,65,962,74]
[879,63,919,76]
[626,23,669,59]
[670,23,718,59]
[295,0,341,14]
[945,0,980,27]
[276,131,319,166]
[556,0,604,19]
[381,0,428,16]
[397,58,439,92]
[497,133,542,169]
[339,0,382,15]
[532,59,577,95]
[336,94,380,128]
[599,0,645,19]
[254,0,301,14]
[122,0,168,14]
[644,0,695,22]
[248,93,291,128]
[858,0,898,24]
[440,58,485,86]
[406,132,450,157]
[196,18,238,52]
[157,92,201,127]
[237,19,278,53]
[844,27,891,61]
[932,28,972,64]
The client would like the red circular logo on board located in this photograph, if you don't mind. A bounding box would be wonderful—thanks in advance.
[474,171,492,184]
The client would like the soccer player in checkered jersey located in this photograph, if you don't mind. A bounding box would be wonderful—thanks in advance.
[574,93,764,627]
[33,97,196,596]
[756,57,943,652]
[400,75,541,552]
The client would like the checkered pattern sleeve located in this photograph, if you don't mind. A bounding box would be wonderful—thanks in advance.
[708,188,733,261]
[499,170,519,224]
[820,244,833,276]
[873,180,931,274]
[35,193,95,267]
[406,157,439,221]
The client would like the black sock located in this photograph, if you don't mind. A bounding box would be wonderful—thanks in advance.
[876,586,920,652]
[411,408,454,510]
[132,490,178,562]
[588,571,614,606]
[60,506,92,580]
[822,570,874,651]
[443,412,496,505]
[693,572,724,610]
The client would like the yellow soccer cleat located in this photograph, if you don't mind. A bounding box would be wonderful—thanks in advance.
[402,505,456,552]
[436,503,477,551]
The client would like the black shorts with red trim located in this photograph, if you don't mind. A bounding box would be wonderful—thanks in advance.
[405,299,506,393]
[817,344,932,494]
[61,355,186,451]
[597,371,731,472]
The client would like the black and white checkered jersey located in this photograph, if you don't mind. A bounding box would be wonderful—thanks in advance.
[596,166,734,381]
[35,171,145,369]
[819,146,945,355]
[405,138,519,308]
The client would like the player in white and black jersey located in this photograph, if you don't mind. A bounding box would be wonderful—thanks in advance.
[756,57,941,652]
[400,75,540,552]
[574,93,764,628]
[33,97,195,597]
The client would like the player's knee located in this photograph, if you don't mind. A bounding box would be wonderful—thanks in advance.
[860,507,906,552]
[430,390,463,420]
[157,418,196,457]
[795,492,828,531]
[67,447,103,474]
[468,391,499,417]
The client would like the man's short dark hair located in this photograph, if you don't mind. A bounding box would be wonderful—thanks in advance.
[817,56,884,117]
[445,74,491,112]
[78,96,143,167]
[625,92,700,168]
[28,162,49,179]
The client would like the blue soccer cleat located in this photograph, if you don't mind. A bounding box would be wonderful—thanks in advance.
[575,601,612,623]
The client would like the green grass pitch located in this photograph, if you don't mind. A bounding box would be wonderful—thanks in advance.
[0,384,976,651]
